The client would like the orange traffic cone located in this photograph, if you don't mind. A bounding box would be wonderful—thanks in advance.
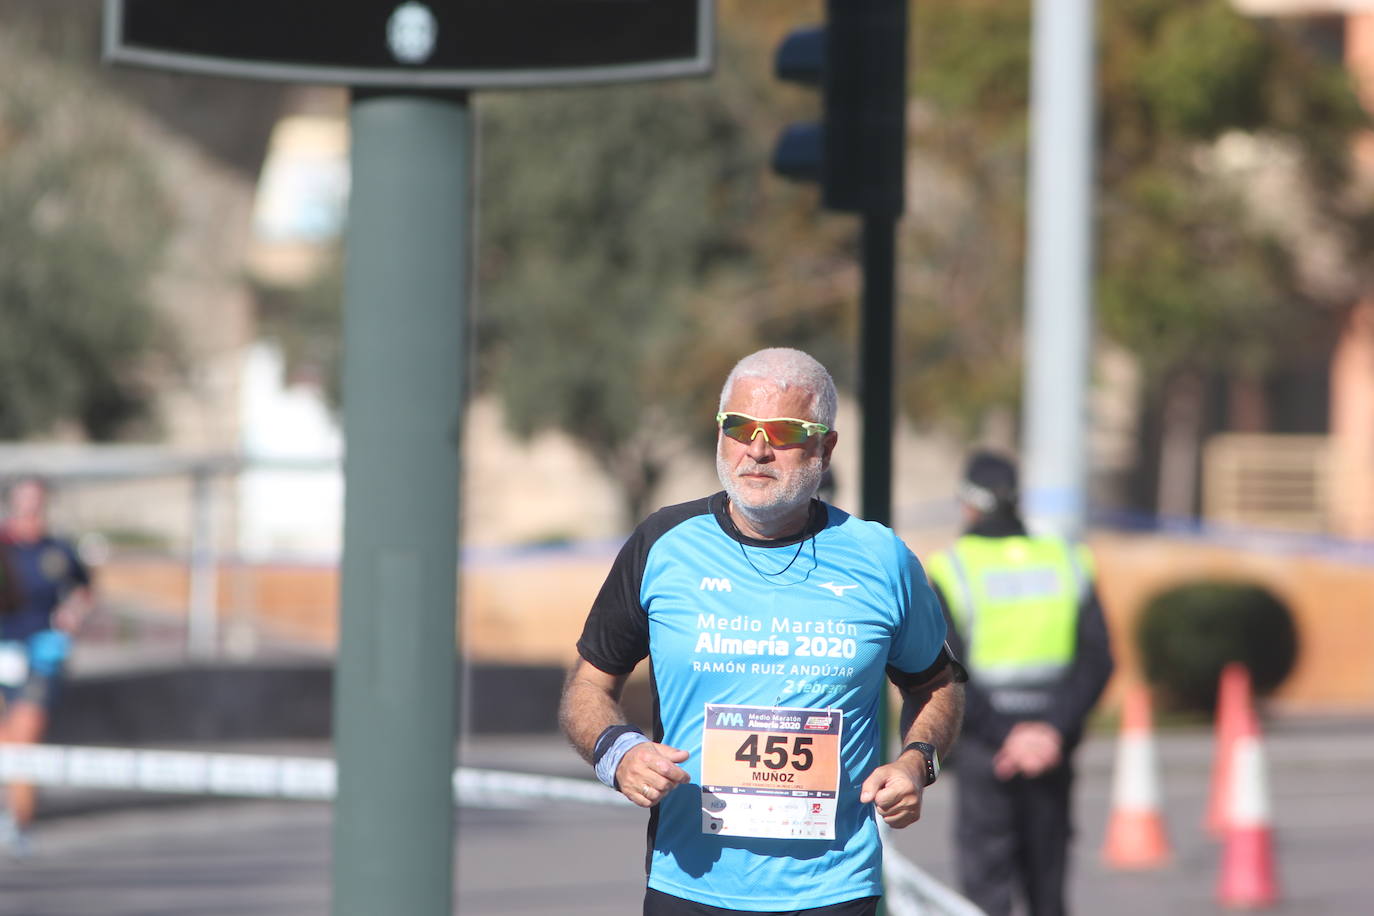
[1207,663,1251,837]
[1217,700,1280,908]
[1102,684,1171,869]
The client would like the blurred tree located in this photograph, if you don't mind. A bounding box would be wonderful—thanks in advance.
[0,28,175,439]
[249,1,1374,525]
[249,16,855,528]
[240,10,854,528]
[477,24,853,526]
[905,0,1373,465]
[900,0,1033,436]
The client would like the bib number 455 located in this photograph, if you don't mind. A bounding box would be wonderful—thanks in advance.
[734,734,814,771]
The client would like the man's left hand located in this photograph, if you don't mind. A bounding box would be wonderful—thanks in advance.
[859,757,926,828]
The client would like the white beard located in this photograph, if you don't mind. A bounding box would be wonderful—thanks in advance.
[716,449,824,533]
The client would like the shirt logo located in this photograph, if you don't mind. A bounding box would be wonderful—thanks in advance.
[699,577,733,592]
[816,581,858,597]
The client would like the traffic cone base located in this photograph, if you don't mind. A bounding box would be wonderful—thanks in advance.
[1103,807,1172,869]
[1218,826,1278,908]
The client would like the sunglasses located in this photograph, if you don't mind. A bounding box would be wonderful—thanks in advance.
[716,412,830,447]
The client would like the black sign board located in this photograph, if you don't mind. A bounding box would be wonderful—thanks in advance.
[103,0,713,88]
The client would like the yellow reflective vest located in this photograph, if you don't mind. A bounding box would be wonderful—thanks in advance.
[926,535,1092,708]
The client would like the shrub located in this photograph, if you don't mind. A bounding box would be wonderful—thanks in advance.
[1135,581,1298,715]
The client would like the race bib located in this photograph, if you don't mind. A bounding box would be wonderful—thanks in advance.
[700,703,842,840]
[0,642,29,688]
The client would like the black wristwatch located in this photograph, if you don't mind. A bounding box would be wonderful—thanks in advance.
[903,741,940,787]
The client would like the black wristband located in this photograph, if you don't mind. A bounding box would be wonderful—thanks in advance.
[592,724,645,766]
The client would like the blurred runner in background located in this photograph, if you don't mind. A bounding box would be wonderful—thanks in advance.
[0,476,94,856]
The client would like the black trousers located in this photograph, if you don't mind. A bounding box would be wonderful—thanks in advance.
[954,739,1075,916]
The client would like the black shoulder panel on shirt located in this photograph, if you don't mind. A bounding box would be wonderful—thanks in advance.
[639,494,718,547]
[574,495,716,677]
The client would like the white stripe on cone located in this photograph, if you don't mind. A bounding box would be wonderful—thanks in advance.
[1228,737,1271,827]
[1111,731,1161,811]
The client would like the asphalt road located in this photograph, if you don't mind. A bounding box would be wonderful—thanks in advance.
[0,716,1369,915]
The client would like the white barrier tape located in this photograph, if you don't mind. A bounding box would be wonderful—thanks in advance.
[279,756,337,800]
[455,767,633,808]
[0,744,330,800]
[0,743,625,807]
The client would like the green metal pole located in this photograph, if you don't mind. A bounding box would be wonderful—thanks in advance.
[332,90,471,916]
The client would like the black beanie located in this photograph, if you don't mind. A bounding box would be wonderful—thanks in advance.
[961,450,1019,510]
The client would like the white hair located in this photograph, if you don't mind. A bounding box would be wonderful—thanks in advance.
[718,348,838,427]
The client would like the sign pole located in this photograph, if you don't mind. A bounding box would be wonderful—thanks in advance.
[332,89,471,916]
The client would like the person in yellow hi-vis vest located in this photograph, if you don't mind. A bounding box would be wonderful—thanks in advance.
[926,452,1113,916]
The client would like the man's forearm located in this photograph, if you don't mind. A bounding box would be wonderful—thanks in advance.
[900,677,965,757]
[558,660,631,764]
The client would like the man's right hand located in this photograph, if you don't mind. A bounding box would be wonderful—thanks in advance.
[616,741,690,807]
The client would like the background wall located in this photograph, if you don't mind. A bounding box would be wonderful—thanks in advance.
[89,533,1374,714]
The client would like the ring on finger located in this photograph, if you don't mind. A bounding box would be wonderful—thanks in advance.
[642,783,654,797]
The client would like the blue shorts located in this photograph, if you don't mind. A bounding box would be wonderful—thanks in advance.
[0,671,62,711]
[0,633,67,712]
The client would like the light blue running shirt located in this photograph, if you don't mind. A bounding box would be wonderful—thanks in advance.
[576,493,948,911]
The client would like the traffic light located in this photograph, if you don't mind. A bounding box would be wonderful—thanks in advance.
[771,0,907,216]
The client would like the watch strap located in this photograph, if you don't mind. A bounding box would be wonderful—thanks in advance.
[903,741,940,787]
